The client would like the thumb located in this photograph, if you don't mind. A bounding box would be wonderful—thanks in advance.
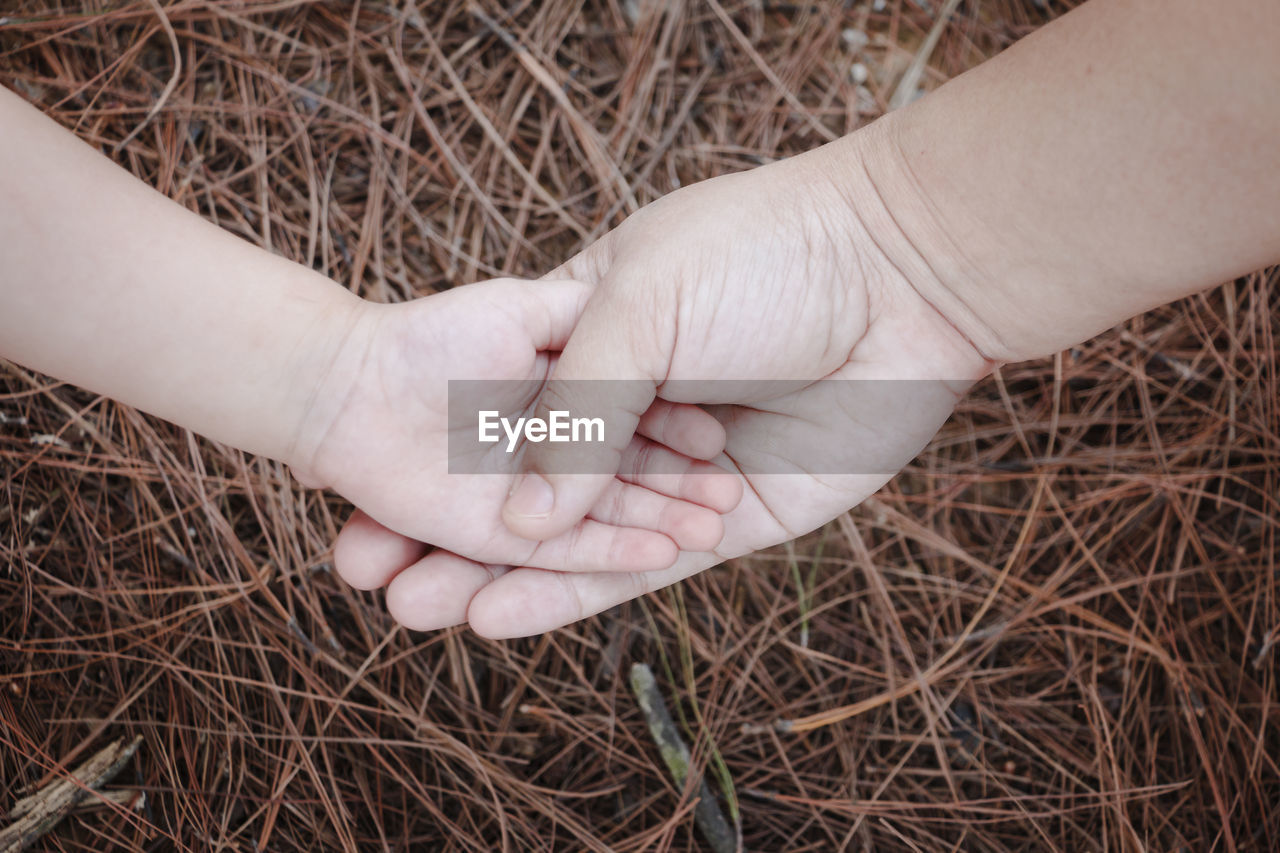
[502,283,672,541]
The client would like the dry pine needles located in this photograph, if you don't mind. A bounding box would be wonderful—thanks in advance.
[1,1,1277,850]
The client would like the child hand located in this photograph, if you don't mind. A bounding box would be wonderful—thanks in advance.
[0,87,738,597]
[286,278,743,595]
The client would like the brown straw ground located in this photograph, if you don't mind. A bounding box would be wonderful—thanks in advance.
[1,1,1276,850]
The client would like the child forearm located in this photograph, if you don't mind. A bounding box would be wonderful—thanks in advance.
[0,85,362,463]
[847,0,1280,362]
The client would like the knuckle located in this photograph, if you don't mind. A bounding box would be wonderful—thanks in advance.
[535,382,579,420]
[561,523,589,571]
[651,400,678,444]
[555,571,587,620]
[603,485,629,527]
[629,441,656,479]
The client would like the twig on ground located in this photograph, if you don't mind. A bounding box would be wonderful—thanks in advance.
[629,663,737,853]
[0,735,143,853]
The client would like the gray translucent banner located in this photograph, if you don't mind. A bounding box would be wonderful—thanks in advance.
[447,379,972,475]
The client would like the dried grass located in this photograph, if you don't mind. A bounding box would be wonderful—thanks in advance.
[1,1,1277,850]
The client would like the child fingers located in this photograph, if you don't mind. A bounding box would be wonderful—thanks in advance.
[386,552,508,632]
[587,479,725,553]
[616,437,744,513]
[636,399,726,461]
[333,509,428,591]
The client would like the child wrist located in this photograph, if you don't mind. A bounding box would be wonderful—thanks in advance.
[272,277,376,482]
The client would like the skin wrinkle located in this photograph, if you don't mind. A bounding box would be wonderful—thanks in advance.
[649,395,679,450]
[622,441,658,503]
[877,119,1015,362]
[806,191,866,373]
[881,118,1001,294]
[290,300,382,487]
[580,262,664,392]
[733,463,802,543]
[551,565,588,624]
[851,149,998,369]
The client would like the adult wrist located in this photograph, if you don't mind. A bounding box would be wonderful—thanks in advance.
[862,103,1081,366]
[802,114,1016,368]
[833,0,1280,367]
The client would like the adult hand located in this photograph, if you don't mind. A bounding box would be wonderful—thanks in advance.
[430,0,1280,638]
[375,122,992,636]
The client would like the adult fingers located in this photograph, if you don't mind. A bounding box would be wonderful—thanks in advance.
[387,551,508,632]
[466,550,722,639]
[333,509,428,591]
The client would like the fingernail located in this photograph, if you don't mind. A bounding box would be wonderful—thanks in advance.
[507,472,555,519]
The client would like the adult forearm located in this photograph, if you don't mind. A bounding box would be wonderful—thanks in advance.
[0,85,361,462]
[849,0,1280,362]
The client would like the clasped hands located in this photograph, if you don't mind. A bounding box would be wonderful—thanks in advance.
[292,133,992,638]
